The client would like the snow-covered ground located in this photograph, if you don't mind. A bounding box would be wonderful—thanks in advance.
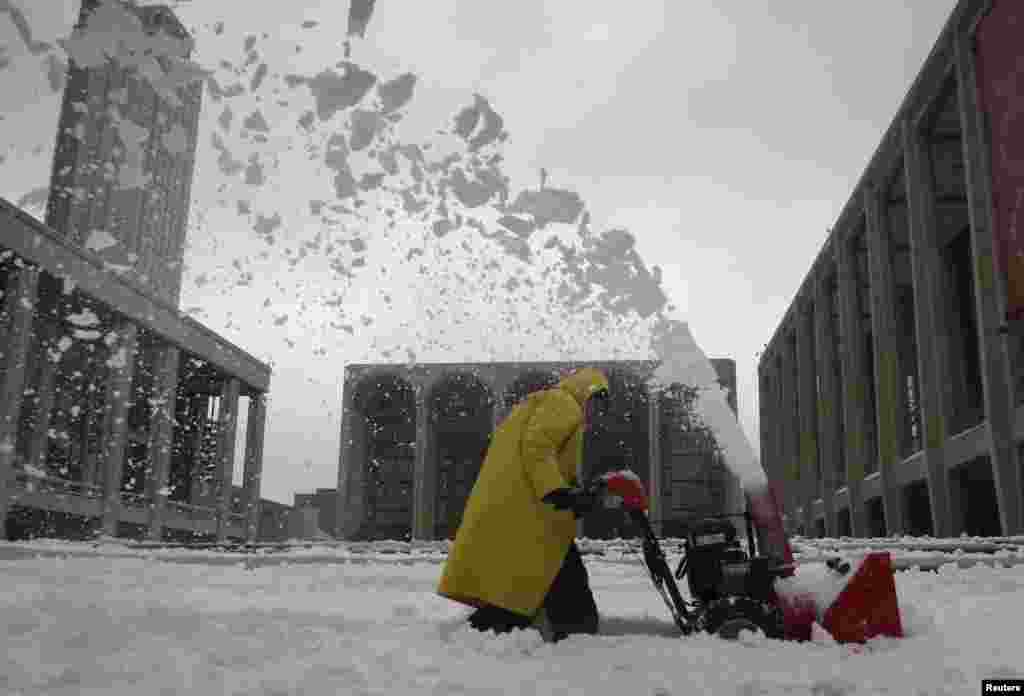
[2,540,1023,695]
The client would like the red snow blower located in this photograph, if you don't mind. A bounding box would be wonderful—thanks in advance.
[590,471,903,643]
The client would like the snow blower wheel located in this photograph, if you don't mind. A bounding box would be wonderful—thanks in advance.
[699,597,785,641]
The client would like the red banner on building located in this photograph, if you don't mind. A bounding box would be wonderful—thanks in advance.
[975,1,1024,322]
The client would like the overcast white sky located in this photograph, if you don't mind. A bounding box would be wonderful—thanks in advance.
[0,1,958,504]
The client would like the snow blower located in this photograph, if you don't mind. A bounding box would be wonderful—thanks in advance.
[590,471,904,643]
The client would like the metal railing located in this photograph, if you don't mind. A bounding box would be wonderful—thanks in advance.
[121,491,150,509]
[11,470,103,498]
[165,500,219,523]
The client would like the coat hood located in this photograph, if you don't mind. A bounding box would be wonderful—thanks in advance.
[557,368,610,406]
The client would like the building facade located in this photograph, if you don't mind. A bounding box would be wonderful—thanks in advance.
[0,3,271,542]
[336,360,743,541]
[293,488,338,539]
[45,1,201,306]
[758,0,1024,538]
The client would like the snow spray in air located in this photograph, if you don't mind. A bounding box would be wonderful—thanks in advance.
[647,314,791,561]
[648,315,766,491]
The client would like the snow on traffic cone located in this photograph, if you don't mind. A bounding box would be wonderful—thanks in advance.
[821,552,903,643]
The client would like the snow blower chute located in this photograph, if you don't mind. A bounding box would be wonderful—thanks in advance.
[590,471,903,642]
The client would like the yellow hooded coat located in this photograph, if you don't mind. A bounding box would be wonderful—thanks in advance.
[437,368,609,618]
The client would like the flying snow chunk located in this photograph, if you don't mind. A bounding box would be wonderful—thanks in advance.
[67,309,100,328]
[106,346,129,369]
[497,216,535,238]
[306,64,377,121]
[508,188,584,228]
[85,229,118,253]
[452,95,506,151]
[161,122,188,155]
[22,463,46,479]
[250,63,269,92]
[349,109,380,151]
[243,110,270,133]
[378,73,417,114]
[245,157,266,186]
[218,106,233,131]
[254,213,282,241]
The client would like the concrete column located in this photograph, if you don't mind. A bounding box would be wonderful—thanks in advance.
[648,389,662,535]
[491,374,511,431]
[188,394,209,504]
[101,321,138,537]
[492,407,503,433]
[814,267,840,537]
[835,232,868,537]
[215,377,240,541]
[412,390,434,540]
[955,33,1023,535]
[146,344,180,541]
[242,392,267,542]
[864,185,907,536]
[770,356,782,497]
[0,265,40,539]
[779,326,800,524]
[795,297,821,536]
[757,363,772,490]
[903,118,954,538]
[26,322,60,473]
[768,354,785,506]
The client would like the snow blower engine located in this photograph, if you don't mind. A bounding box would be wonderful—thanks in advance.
[590,470,904,643]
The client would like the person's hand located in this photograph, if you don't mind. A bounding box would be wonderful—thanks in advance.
[541,487,599,519]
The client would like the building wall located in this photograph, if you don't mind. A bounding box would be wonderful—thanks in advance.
[1,211,271,543]
[336,359,744,541]
[0,3,268,544]
[44,1,201,306]
[293,488,337,539]
[257,499,291,542]
[758,0,1024,538]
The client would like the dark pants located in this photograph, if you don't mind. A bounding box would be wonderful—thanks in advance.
[468,543,599,642]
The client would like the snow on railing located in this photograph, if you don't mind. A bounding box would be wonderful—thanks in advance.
[120,491,150,508]
[165,500,218,522]
[11,469,103,498]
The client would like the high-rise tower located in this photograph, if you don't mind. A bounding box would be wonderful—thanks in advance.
[45,0,202,306]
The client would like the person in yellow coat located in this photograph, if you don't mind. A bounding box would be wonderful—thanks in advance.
[437,367,611,642]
